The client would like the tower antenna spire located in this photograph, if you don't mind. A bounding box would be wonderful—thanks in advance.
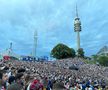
[76,3,78,18]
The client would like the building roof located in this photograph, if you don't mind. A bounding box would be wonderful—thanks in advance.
[97,46,108,55]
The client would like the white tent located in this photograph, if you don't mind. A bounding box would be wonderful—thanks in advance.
[0,48,20,59]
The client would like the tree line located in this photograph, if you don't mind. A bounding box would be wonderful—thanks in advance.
[50,43,108,67]
[50,43,84,59]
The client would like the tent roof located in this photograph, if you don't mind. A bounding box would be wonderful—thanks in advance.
[0,49,20,58]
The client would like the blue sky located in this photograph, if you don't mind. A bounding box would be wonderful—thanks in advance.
[0,0,108,57]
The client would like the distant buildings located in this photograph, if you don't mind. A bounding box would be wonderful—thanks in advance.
[97,46,108,56]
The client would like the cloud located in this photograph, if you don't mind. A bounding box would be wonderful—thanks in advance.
[0,0,108,57]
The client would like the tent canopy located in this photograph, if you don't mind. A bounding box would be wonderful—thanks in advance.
[0,49,20,59]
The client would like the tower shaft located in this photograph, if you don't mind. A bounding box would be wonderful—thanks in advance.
[76,31,80,50]
[74,4,82,51]
[33,36,37,57]
[33,30,37,58]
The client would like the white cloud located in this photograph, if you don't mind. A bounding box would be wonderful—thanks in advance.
[0,0,108,56]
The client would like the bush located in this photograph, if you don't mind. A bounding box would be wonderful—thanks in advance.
[77,48,84,58]
[97,56,108,66]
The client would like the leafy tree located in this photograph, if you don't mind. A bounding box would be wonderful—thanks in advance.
[97,56,108,66]
[51,43,76,59]
[77,48,84,58]
[91,55,99,61]
[70,48,76,58]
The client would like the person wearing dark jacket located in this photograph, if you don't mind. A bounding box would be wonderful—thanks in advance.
[0,70,8,90]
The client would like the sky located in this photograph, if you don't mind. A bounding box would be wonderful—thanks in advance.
[0,0,108,57]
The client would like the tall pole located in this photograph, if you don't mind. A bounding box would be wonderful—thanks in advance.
[10,42,12,51]
[33,30,37,60]
[9,42,12,55]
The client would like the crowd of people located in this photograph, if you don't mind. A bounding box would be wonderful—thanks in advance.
[0,58,108,90]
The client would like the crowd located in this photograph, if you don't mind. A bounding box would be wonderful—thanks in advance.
[0,58,108,90]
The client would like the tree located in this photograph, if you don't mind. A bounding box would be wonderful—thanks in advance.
[91,55,99,61]
[70,48,76,57]
[97,56,108,66]
[51,43,76,59]
[77,48,84,58]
